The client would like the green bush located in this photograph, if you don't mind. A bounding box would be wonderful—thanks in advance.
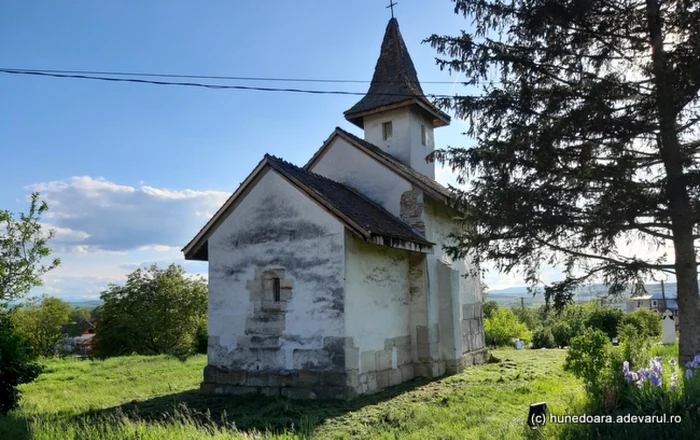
[0,314,44,415]
[564,328,612,396]
[482,300,499,320]
[484,307,531,346]
[585,304,624,339]
[511,307,542,331]
[194,322,208,355]
[531,327,557,349]
[550,321,572,347]
[620,308,661,339]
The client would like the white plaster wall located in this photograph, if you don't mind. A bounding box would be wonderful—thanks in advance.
[423,199,481,306]
[363,107,412,166]
[422,198,483,356]
[407,109,436,179]
[309,137,412,218]
[362,107,436,179]
[207,169,346,367]
[344,232,411,353]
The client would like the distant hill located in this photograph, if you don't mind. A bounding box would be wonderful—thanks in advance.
[487,282,677,307]
[66,300,103,309]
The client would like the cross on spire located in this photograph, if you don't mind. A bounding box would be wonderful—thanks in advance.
[386,0,398,18]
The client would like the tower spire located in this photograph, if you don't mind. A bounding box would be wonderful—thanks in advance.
[343,18,450,129]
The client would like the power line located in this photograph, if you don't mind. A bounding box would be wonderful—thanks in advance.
[0,67,471,85]
[0,68,474,98]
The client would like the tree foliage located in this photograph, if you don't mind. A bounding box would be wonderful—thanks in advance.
[0,313,43,415]
[94,264,207,358]
[0,192,60,304]
[484,307,531,345]
[427,0,700,361]
[11,295,71,357]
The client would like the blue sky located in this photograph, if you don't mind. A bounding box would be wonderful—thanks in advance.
[1,1,657,300]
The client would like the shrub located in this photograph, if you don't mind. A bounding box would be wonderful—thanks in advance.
[531,327,557,349]
[550,321,572,347]
[483,300,499,320]
[484,307,531,346]
[194,322,208,355]
[0,314,44,415]
[564,328,612,397]
[585,304,624,339]
[511,307,542,331]
[621,308,662,339]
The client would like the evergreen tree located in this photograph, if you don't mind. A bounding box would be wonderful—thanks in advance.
[426,0,700,361]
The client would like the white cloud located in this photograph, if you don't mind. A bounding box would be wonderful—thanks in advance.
[29,176,228,253]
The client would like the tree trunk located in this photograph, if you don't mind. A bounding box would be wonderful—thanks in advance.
[646,0,700,362]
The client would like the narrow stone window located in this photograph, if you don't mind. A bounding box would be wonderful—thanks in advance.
[382,121,393,140]
[273,277,281,302]
[421,124,427,146]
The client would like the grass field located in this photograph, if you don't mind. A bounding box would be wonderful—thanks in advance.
[0,349,587,439]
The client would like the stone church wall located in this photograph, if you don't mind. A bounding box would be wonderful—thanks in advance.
[422,198,487,367]
[203,170,351,398]
[343,232,415,396]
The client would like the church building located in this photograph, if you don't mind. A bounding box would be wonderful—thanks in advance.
[183,17,486,400]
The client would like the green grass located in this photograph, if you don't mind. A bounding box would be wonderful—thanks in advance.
[1,350,584,439]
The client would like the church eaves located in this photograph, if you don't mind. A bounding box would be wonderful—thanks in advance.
[344,18,450,129]
[182,154,434,262]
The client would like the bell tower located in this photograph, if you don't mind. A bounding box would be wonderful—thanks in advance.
[343,18,451,179]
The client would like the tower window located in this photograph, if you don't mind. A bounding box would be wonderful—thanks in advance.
[273,277,281,302]
[421,124,427,146]
[382,121,393,140]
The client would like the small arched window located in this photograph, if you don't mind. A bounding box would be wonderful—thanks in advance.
[273,277,281,302]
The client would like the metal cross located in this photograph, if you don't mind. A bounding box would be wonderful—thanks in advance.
[386,1,398,18]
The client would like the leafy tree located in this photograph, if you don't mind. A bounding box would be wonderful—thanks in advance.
[512,306,542,331]
[584,304,625,339]
[484,307,531,346]
[532,327,557,349]
[0,314,43,414]
[0,192,60,304]
[427,1,700,361]
[0,193,58,412]
[11,295,71,357]
[620,308,662,338]
[482,300,499,319]
[69,307,91,324]
[94,264,207,358]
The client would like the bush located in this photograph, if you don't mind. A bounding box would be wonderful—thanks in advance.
[532,327,557,349]
[194,322,208,355]
[0,314,44,415]
[512,307,542,330]
[551,321,572,347]
[621,308,662,339]
[585,304,624,339]
[483,300,499,320]
[484,307,531,346]
[564,328,612,396]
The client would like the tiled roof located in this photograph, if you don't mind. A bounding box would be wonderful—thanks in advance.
[344,18,449,127]
[266,155,432,246]
[334,127,453,201]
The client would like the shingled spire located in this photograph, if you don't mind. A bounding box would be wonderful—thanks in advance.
[344,18,450,129]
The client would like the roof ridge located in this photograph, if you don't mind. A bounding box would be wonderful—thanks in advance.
[266,153,429,240]
[334,126,449,189]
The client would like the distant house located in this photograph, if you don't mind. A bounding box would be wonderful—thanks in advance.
[62,319,97,356]
[627,290,678,328]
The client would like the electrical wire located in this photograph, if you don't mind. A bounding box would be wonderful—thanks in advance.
[0,68,480,98]
[0,67,473,85]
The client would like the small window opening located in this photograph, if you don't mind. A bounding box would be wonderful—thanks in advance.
[289,230,296,240]
[421,124,427,146]
[273,277,281,302]
[382,121,393,140]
